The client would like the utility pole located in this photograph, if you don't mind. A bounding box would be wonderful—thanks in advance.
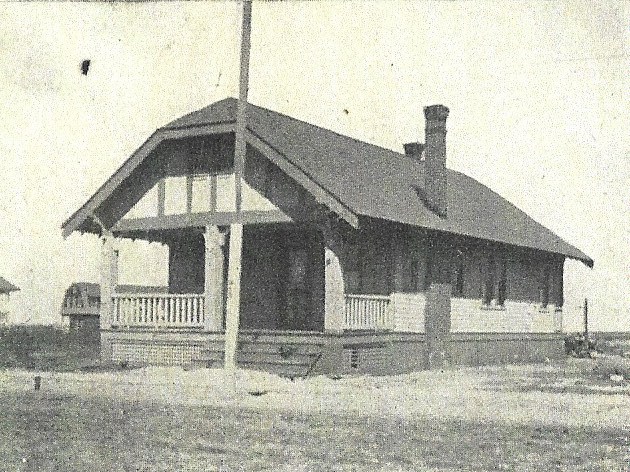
[224,0,252,371]
[583,297,589,337]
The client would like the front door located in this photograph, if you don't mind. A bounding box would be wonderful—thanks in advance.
[282,247,311,330]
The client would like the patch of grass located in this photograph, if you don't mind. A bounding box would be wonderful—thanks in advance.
[593,356,630,379]
[0,388,628,471]
[0,325,99,372]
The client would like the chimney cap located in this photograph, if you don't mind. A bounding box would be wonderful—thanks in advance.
[424,104,450,121]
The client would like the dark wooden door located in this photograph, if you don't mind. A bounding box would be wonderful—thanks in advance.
[282,247,311,330]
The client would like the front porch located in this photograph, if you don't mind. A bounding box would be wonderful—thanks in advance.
[102,268,564,376]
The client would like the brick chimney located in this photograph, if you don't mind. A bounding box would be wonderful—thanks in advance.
[423,104,449,218]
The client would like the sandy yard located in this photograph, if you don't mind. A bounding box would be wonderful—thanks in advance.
[1,359,629,471]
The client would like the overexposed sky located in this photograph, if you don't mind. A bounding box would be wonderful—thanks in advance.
[0,1,628,330]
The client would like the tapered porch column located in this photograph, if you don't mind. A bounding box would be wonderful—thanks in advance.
[203,225,226,332]
[100,234,118,331]
[323,220,345,334]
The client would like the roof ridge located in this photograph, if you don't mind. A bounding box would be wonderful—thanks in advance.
[166,96,422,167]
[162,97,237,129]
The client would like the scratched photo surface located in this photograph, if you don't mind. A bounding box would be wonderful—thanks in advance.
[0,2,628,471]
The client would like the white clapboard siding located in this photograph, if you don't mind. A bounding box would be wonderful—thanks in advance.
[389,292,426,333]
[451,298,560,333]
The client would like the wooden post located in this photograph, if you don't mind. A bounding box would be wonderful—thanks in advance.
[224,223,243,369]
[204,226,225,332]
[100,233,118,331]
[323,219,345,334]
[584,298,589,336]
[224,0,252,371]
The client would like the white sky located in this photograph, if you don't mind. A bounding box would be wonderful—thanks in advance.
[0,1,628,330]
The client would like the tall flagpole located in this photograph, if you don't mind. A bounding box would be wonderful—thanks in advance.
[224,0,252,371]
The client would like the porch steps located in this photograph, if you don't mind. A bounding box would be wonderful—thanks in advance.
[191,340,324,378]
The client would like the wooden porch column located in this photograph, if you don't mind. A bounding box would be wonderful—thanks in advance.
[323,220,345,334]
[203,225,226,332]
[100,234,118,331]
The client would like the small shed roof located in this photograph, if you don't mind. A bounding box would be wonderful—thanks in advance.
[65,282,169,298]
[0,277,20,294]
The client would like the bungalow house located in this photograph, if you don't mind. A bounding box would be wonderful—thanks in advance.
[62,98,592,376]
[0,276,20,325]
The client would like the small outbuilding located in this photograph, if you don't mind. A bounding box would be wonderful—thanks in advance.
[61,282,102,332]
[0,276,20,325]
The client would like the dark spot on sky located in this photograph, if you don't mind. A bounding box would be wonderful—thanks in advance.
[343,109,349,115]
[81,60,91,76]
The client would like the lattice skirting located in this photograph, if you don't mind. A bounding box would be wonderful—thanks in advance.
[111,340,203,366]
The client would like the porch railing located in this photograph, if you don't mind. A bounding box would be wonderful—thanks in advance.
[344,294,392,331]
[112,293,205,329]
[61,292,100,316]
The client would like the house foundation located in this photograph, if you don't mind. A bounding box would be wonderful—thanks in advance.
[100,328,564,376]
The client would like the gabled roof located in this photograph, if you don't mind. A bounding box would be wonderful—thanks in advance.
[62,97,593,267]
[0,277,19,294]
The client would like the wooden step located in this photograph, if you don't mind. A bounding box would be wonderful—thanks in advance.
[192,339,324,378]
[238,361,310,379]
[237,351,316,367]
[237,342,324,356]
[189,357,223,368]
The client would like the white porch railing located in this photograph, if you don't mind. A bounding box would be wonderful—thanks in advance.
[112,293,205,329]
[344,294,392,331]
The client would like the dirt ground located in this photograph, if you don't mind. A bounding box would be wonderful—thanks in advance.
[1,359,629,471]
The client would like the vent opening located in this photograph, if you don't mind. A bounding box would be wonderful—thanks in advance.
[350,349,359,369]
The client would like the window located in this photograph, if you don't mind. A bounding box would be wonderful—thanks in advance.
[345,240,362,293]
[483,253,495,305]
[482,251,507,306]
[289,249,308,290]
[410,259,421,292]
[453,249,465,296]
[540,265,551,308]
[497,257,507,306]
[424,251,433,290]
